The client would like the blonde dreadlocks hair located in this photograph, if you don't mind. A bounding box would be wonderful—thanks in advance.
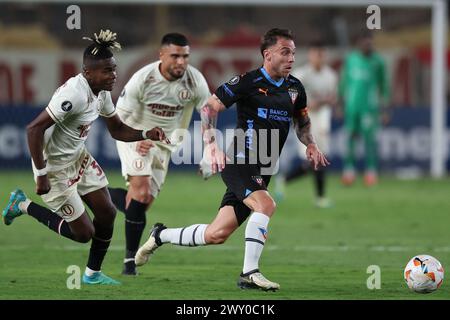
[82,29,121,61]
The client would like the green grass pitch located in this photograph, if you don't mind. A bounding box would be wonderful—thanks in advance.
[0,169,449,300]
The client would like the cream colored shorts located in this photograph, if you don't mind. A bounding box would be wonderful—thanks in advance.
[33,150,108,222]
[116,141,171,197]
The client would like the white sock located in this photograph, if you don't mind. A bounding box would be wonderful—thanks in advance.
[159,224,207,246]
[84,266,99,276]
[18,199,31,214]
[243,212,270,274]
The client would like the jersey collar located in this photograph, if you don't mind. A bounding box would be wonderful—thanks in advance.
[260,67,284,87]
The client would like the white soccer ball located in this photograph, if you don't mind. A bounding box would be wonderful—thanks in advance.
[404,254,444,293]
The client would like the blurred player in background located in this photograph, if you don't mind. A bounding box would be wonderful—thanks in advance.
[2,30,169,285]
[107,33,210,276]
[274,41,337,208]
[339,31,390,186]
[135,28,328,291]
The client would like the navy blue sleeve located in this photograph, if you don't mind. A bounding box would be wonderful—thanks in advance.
[294,81,307,111]
[214,74,247,108]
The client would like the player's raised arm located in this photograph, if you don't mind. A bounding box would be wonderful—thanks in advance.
[293,108,329,170]
[104,114,170,144]
[26,109,55,195]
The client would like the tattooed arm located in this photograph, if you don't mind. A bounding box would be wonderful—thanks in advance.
[293,108,330,170]
[199,94,227,176]
[293,108,316,147]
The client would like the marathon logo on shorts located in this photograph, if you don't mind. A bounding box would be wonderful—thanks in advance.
[61,101,72,112]
[61,204,75,217]
[288,87,298,104]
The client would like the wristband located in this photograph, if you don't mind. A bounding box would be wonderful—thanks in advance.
[142,130,148,140]
[35,166,48,177]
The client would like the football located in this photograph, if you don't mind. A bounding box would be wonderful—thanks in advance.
[404,254,444,293]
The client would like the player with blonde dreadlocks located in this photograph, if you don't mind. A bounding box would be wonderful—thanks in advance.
[2,29,170,285]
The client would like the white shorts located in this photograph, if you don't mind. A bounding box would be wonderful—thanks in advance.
[298,107,331,159]
[116,140,172,198]
[33,150,108,222]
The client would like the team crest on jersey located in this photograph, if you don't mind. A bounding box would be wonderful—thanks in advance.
[178,89,191,100]
[61,204,75,217]
[252,175,265,187]
[227,75,240,86]
[61,101,72,112]
[288,87,298,104]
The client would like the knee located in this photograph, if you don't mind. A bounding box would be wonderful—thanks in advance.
[94,204,117,226]
[254,198,276,216]
[129,182,154,204]
[205,227,231,245]
[74,226,94,243]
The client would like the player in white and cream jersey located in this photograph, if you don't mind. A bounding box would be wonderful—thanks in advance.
[276,41,337,208]
[107,33,210,275]
[2,30,169,285]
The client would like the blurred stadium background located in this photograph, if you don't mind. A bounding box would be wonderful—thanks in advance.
[0,0,449,300]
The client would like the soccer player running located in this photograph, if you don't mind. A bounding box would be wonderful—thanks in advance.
[2,30,169,285]
[275,41,338,208]
[135,28,329,291]
[339,31,390,186]
[107,33,210,276]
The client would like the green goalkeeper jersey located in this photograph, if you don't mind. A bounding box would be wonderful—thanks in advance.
[339,50,390,112]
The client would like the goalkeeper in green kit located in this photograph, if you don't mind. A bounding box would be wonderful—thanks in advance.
[339,31,390,186]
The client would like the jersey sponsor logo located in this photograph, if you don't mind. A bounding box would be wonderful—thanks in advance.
[61,204,75,217]
[147,103,183,117]
[258,107,290,122]
[61,101,73,112]
[178,89,191,100]
[227,75,240,85]
[77,122,92,138]
[258,88,269,96]
[245,120,254,150]
[288,87,298,104]
[257,108,268,119]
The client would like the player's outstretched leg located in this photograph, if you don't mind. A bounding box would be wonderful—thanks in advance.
[238,269,280,291]
[135,223,166,266]
[2,189,28,225]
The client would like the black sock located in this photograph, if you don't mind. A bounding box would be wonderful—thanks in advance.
[27,202,75,240]
[108,187,127,213]
[286,162,310,182]
[124,199,147,261]
[314,169,325,198]
[87,219,113,271]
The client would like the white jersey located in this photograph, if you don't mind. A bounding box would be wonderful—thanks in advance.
[292,64,337,112]
[292,64,337,156]
[43,74,117,171]
[116,61,210,151]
